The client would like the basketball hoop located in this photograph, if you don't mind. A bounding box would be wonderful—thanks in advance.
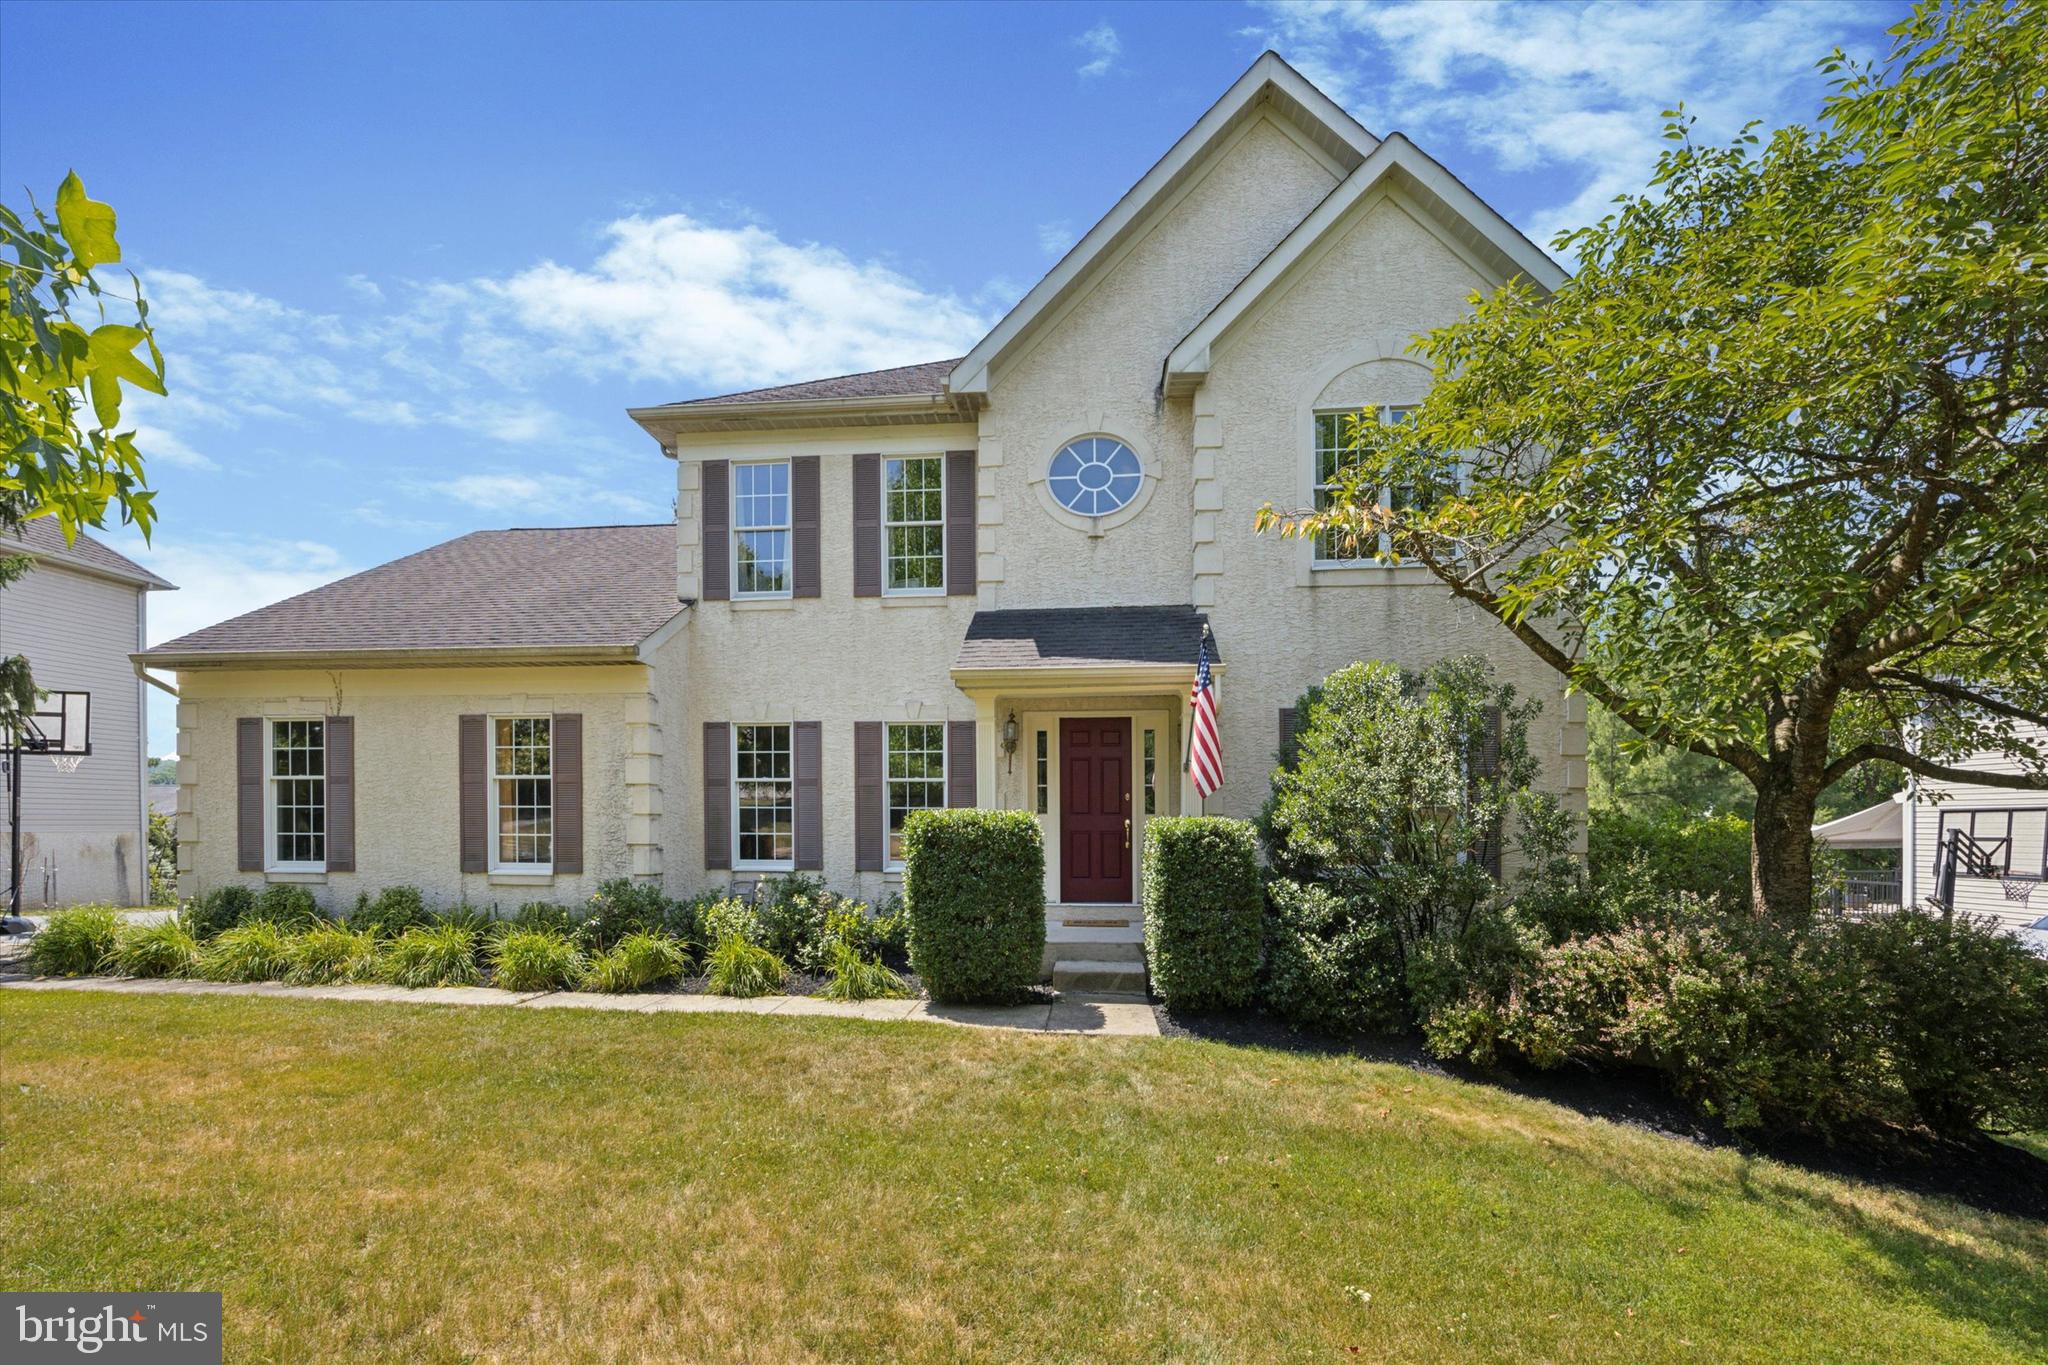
[49,754,83,774]
[2003,877,2038,905]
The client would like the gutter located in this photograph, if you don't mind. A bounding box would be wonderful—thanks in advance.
[629,392,978,442]
[129,643,651,671]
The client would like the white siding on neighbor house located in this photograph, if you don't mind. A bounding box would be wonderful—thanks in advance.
[0,556,150,905]
[1911,722,2048,936]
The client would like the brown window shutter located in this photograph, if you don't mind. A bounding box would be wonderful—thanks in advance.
[701,460,730,601]
[237,717,263,871]
[459,714,487,873]
[703,722,731,870]
[947,720,976,807]
[553,712,583,874]
[854,721,883,871]
[791,455,821,599]
[1473,705,1504,878]
[325,716,355,873]
[852,453,881,598]
[945,449,976,596]
[1277,707,1298,771]
[793,720,823,870]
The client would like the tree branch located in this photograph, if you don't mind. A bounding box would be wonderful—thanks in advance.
[1824,742,2048,791]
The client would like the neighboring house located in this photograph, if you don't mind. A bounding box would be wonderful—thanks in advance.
[1816,722,2048,948]
[139,54,1588,972]
[1,519,174,907]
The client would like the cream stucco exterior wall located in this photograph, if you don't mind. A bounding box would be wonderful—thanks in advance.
[176,662,663,913]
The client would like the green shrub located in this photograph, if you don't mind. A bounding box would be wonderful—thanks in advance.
[700,896,761,947]
[111,918,202,979]
[509,901,575,934]
[704,935,788,998]
[348,886,431,938]
[490,926,586,992]
[248,882,323,930]
[436,901,494,934]
[1261,880,1406,1035]
[28,905,120,976]
[147,809,177,906]
[578,931,687,993]
[1843,910,2048,1137]
[577,878,687,952]
[378,924,482,988]
[185,884,256,939]
[903,808,1045,1004]
[756,874,834,966]
[871,893,911,964]
[1141,817,1262,1009]
[1589,809,1752,908]
[820,939,911,1001]
[286,922,381,985]
[198,921,295,983]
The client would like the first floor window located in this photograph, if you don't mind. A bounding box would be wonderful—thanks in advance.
[733,460,791,596]
[1143,728,1158,815]
[886,722,946,865]
[493,717,553,869]
[883,456,945,592]
[735,724,794,865]
[1034,729,1049,815]
[1314,406,1417,562]
[269,719,325,868]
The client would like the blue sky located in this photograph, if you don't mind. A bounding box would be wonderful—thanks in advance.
[0,0,1901,752]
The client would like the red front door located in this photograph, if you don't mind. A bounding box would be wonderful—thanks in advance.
[1060,717,1132,903]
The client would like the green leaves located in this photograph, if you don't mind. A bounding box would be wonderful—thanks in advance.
[54,171,119,270]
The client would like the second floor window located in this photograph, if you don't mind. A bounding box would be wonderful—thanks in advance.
[1314,407,1416,563]
[884,456,945,592]
[733,460,790,596]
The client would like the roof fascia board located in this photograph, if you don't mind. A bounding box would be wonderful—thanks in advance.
[950,660,1228,696]
[634,604,691,664]
[5,538,172,591]
[630,393,974,446]
[133,644,649,671]
[1165,135,1569,393]
[948,52,1377,396]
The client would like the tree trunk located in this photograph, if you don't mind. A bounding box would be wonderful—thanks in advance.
[1750,771,1821,920]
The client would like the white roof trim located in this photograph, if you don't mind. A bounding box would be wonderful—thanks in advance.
[947,51,1377,397]
[1164,134,1569,395]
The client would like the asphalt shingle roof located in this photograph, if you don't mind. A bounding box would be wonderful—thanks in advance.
[668,358,960,408]
[955,606,1215,671]
[6,518,173,589]
[143,524,683,660]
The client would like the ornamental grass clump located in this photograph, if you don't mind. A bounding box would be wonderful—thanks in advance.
[198,920,295,983]
[704,934,787,999]
[581,932,689,994]
[286,922,381,986]
[27,905,120,977]
[820,939,911,1002]
[378,923,481,988]
[111,918,202,979]
[490,926,586,992]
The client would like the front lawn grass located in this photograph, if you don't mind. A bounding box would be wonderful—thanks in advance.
[2,991,2042,1362]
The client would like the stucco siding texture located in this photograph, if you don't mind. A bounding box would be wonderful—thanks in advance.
[976,115,1341,611]
[176,665,654,912]
[1195,195,1585,852]
[0,558,148,904]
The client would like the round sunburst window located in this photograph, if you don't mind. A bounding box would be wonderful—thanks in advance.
[1047,437,1143,518]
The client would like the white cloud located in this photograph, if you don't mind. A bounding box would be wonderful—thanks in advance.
[351,501,446,534]
[1075,22,1121,78]
[109,533,359,648]
[1037,220,1076,257]
[1244,0,1882,246]
[128,422,219,472]
[342,273,383,302]
[418,472,661,522]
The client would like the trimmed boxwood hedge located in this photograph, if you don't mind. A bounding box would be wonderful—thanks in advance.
[902,808,1045,1004]
[1142,816,1263,1009]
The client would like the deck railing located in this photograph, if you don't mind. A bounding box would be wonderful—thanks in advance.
[1823,875,1903,918]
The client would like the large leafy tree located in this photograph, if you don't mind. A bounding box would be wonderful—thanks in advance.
[1259,0,2048,919]
[1,172,164,730]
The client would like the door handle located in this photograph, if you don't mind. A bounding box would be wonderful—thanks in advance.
[1123,817,1131,850]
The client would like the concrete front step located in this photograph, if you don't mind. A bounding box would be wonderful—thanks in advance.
[1042,923,1145,977]
[1051,959,1149,995]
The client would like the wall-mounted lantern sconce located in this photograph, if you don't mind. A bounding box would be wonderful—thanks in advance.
[1001,711,1020,773]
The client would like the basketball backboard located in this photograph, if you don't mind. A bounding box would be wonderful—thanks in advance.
[20,690,90,756]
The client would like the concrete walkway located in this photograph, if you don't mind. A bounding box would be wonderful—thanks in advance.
[0,974,1161,1037]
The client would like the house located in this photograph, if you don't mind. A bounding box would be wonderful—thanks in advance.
[1815,722,2048,949]
[138,54,1588,976]
[1,519,173,909]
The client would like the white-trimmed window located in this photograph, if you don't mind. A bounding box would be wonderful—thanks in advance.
[733,460,791,597]
[1034,729,1049,815]
[735,723,794,867]
[883,456,945,593]
[267,719,325,871]
[491,716,553,871]
[885,722,946,866]
[1143,728,1158,815]
[1313,406,1418,563]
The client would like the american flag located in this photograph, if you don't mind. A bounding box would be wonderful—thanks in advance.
[1189,632,1222,799]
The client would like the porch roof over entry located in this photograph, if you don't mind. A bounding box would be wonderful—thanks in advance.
[953,606,1215,686]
